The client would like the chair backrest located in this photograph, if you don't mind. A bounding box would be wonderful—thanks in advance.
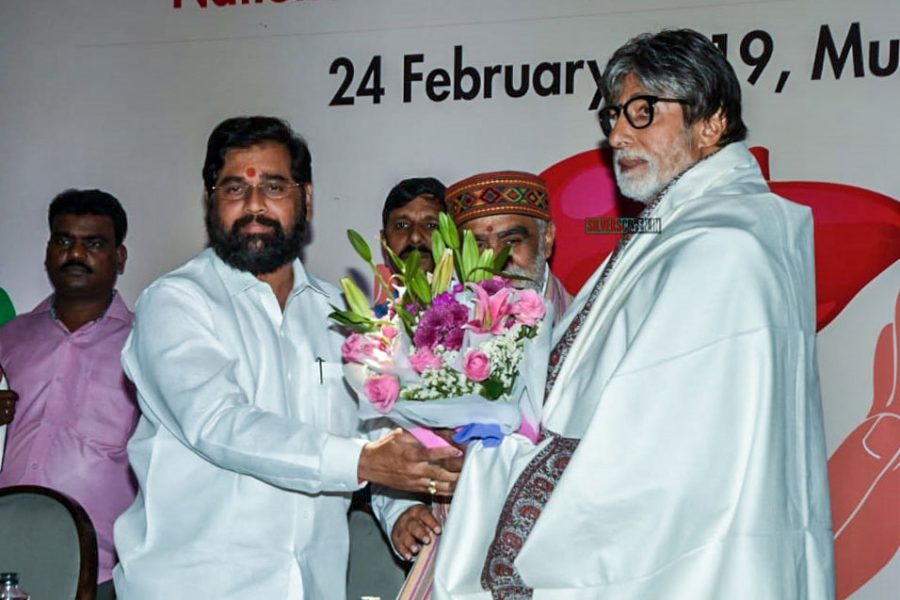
[347,506,407,600]
[0,485,98,600]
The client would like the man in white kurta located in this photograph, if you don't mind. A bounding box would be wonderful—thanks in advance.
[114,116,460,599]
[434,29,834,599]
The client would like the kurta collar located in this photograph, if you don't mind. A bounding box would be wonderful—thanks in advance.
[208,247,328,299]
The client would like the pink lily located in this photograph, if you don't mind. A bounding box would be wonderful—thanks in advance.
[467,283,514,334]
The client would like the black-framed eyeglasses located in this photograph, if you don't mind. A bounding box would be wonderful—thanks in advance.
[597,95,690,137]
[211,180,301,201]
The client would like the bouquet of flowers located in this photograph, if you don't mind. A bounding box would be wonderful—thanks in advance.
[330,213,551,447]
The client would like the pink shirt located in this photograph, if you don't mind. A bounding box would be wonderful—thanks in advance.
[0,293,139,583]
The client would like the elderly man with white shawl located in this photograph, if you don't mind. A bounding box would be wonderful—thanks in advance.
[433,28,835,599]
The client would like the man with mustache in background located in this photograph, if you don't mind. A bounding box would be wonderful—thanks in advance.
[0,189,139,600]
[373,177,447,304]
[435,29,834,599]
[351,177,449,595]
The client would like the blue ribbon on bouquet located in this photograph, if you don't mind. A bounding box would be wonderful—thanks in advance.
[452,423,505,448]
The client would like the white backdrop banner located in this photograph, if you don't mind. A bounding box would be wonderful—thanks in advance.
[0,1,897,598]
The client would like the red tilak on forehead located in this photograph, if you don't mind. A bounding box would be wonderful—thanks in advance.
[486,225,494,233]
[245,167,257,178]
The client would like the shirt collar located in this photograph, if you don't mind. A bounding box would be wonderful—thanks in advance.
[38,290,131,325]
[289,258,329,298]
[208,247,328,299]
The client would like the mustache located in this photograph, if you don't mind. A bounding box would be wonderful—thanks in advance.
[399,244,431,258]
[231,214,282,234]
[61,260,92,273]
[614,149,649,164]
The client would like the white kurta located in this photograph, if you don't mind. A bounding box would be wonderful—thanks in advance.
[435,143,835,599]
[114,248,366,599]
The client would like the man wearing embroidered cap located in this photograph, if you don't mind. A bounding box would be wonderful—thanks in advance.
[368,172,574,595]
[446,171,571,319]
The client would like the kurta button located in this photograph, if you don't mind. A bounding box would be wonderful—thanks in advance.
[31,463,38,470]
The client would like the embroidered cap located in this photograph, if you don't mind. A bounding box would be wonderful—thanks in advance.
[445,171,551,225]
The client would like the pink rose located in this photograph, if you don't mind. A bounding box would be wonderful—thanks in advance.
[410,347,444,373]
[363,375,400,413]
[464,350,492,382]
[511,289,546,326]
[341,333,377,364]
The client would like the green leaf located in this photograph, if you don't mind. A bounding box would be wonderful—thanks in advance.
[406,249,422,280]
[477,248,494,274]
[431,230,446,266]
[492,245,512,273]
[408,270,433,305]
[382,240,406,275]
[461,229,480,282]
[340,277,374,319]
[500,271,534,286]
[394,303,416,337]
[370,263,394,303]
[328,307,377,333]
[439,212,460,250]
[480,377,505,400]
[347,230,373,263]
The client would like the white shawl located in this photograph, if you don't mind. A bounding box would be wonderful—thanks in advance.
[434,143,835,599]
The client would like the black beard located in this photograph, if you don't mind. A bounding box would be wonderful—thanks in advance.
[206,209,306,275]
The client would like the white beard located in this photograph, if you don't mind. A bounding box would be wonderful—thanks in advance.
[613,151,664,204]
[613,130,696,204]
[504,246,547,292]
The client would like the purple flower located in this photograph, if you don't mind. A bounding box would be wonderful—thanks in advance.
[444,327,465,350]
[413,297,470,351]
[432,291,457,309]
[479,276,508,296]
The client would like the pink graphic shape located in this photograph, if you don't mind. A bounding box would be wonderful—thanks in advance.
[828,289,900,599]
[542,147,643,294]
[543,146,900,331]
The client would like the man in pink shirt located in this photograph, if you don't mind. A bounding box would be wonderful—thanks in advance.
[0,189,139,599]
